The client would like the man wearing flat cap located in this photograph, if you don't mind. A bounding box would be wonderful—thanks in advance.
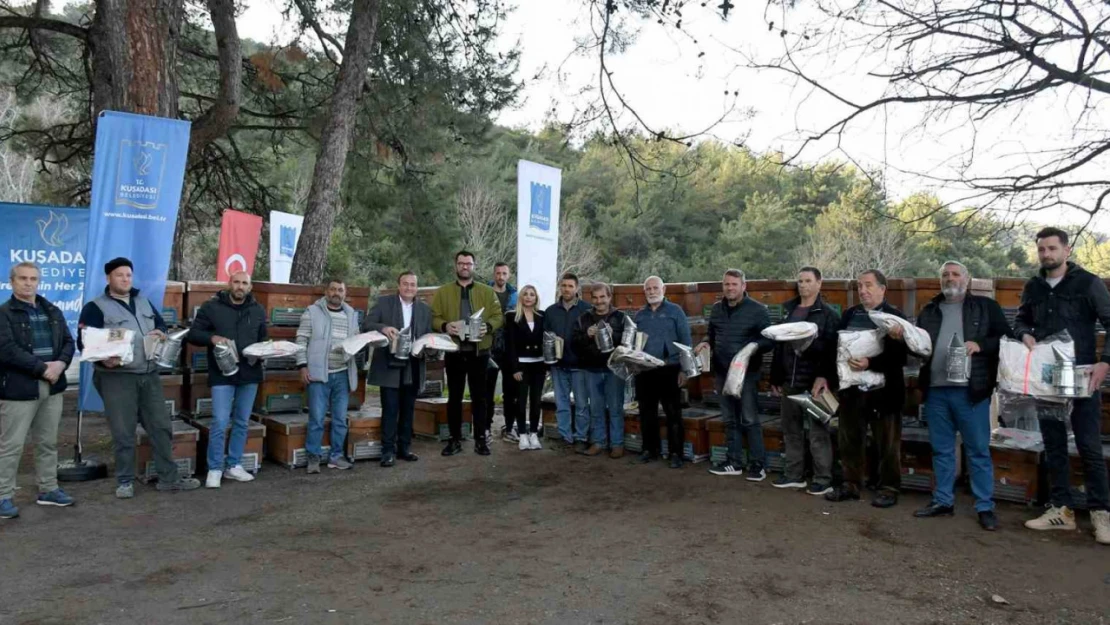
[78,257,201,498]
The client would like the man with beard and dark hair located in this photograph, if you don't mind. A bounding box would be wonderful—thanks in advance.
[187,271,268,489]
[487,262,519,445]
[296,278,361,475]
[1014,227,1110,545]
[571,282,629,458]
[431,251,503,457]
[896,261,1011,531]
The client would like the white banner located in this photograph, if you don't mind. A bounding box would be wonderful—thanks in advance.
[269,210,304,284]
[516,160,561,309]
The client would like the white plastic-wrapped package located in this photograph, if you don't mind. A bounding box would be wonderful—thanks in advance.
[989,427,1044,452]
[868,310,932,358]
[722,343,759,398]
[607,346,665,378]
[412,332,460,356]
[836,329,886,390]
[339,331,389,357]
[80,327,135,364]
[244,340,305,359]
[762,321,819,353]
[997,332,1076,400]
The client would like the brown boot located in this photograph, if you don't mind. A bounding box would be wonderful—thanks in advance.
[609,446,625,459]
[584,443,604,456]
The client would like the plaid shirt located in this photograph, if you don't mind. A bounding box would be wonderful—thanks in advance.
[27,306,54,359]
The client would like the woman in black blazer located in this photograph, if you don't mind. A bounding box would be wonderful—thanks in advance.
[505,285,546,450]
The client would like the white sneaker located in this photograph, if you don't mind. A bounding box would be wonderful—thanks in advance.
[1092,509,1110,545]
[519,435,530,451]
[529,433,542,450]
[205,470,222,489]
[1024,505,1076,531]
[224,465,255,482]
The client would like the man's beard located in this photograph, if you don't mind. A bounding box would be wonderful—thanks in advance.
[1040,258,1063,271]
[646,295,663,305]
[941,283,967,300]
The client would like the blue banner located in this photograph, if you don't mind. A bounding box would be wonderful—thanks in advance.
[0,203,89,340]
[79,111,191,411]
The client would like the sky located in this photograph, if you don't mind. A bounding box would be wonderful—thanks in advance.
[235,1,1105,231]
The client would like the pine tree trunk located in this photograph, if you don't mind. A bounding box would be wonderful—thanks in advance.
[88,0,183,118]
[289,0,382,284]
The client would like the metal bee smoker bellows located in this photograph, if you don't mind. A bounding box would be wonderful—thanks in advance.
[944,333,970,384]
[213,340,240,377]
[621,318,638,348]
[391,327,413,360]
[595,321,615,353]
[543,331,559,364]
[152,328,189,370]
[1051,345,1079,397]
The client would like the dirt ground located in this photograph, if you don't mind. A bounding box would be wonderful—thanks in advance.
[1,400,1109,625]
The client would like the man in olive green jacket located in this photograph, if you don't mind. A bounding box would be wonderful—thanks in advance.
[431,250,504,456]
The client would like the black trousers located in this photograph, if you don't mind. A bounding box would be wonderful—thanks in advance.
[635,365,683,457]
[445,351,489,442]
[380,383,417,456]
[485,357,519,434]
[838,388,901,494]
[515,361,547,434]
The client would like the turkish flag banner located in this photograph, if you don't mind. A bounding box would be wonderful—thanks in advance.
[216,209,263,281]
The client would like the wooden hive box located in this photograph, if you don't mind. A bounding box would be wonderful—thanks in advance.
[990,442,1041,505]
[885,278,917,319]
[160,374,185,418]
[900,422,962,493]
[262,413,330,468]
[679,407,720,462]
[187,372,213,417]
[347,405,383,460]
[345,285,370,320]
[187,416,265,474]
[820,280,851,316]
[762,418,786,473]
[693,281,724,318]
[162,281,186,327]
[993,278,1026,329]
[250,282,325,326]
[135,420,198,482]
[185,281,224,325]
[413,397,472,441]
[623,407,642,453]
[707,416,729,465]
[255,369,305,414]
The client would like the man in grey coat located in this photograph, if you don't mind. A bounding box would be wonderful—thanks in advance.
[363,271,432,467]
[296,278,361,475]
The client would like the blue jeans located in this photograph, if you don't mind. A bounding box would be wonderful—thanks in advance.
[552,367,590,443]
[307,372,351,460]
[924,387,994,512]
[716,373,764,467]
[209,383,259,471]
[585,370,626,447]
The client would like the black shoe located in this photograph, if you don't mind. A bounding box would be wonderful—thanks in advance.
[871,492,899,509]
[669,454,684,469]
[978,510,999,531]
[441,439,462,456]
[397,451,419,462]
[913,502,955,518]
[380,454,396,468]
[635,451,657,464]
[574,441,589,454]
[825,487,861,502]
[475,440,492,456]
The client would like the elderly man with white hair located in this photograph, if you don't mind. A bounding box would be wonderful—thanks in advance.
[889,261,1011,531]
[632,276,692,468]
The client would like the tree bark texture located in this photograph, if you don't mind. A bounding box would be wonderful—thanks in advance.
[88,0,183,119]
[289,0,383,284]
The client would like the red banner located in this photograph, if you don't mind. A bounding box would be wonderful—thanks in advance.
[216,209,263,281]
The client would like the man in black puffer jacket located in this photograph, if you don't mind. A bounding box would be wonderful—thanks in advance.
[826,269,908,509]
[1013,227,1110,544]
[572,282,629,458]
[905,261,1010,531]
[187,271,268,488]
[769,266,841,496]
[0,262,76,517]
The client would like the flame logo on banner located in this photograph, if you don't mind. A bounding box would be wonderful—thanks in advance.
[36,210,68,247]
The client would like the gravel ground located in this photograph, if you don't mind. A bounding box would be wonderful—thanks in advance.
[1,404,1108,625]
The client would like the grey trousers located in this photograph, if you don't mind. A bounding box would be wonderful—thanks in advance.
[780,384,834,485]
[95,371,180,486]
[0,381,64,499]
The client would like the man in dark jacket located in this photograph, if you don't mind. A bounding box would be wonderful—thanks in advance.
[635,276,693,469]
[826,269,908,508]
[902,261,1010,531]
[0,262,76,518]
[1013,227,1110,544]
[487,262,519,443]
[79,257,200,498]
[187,271,268,489]
[364,270,432,467]
[572,282,629,458]
[697,269,774,480]
[769,266,841,495]
[543,273,591,448]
